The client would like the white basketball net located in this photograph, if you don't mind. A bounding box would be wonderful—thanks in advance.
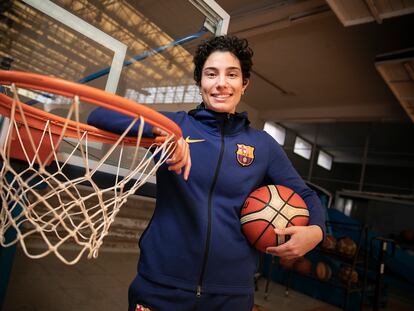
[0,84,175,264]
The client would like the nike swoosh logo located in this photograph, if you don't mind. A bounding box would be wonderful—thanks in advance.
[185,136,205,144]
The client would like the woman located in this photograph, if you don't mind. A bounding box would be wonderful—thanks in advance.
[88,35,325,311]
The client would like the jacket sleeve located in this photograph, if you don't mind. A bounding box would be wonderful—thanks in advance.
[264,133,326,238]
[87,107,154,137]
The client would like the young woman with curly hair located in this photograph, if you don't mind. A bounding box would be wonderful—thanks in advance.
[88,35,325,311]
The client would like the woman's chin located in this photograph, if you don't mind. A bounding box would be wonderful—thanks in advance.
[206,103,235,113]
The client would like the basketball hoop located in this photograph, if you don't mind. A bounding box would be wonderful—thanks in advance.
[0,71,181,264]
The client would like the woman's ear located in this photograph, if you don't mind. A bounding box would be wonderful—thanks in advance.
[242,79,250,94]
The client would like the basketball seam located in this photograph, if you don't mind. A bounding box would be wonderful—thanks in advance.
[273,186,308,226]
[241,196,272,217]
[286,214,309,227]
[275,185,307,210]
[241,219,274,224]
[242,195,298,223]
[285,205,307,210]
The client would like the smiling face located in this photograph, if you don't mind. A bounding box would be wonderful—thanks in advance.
[200,51,249,114]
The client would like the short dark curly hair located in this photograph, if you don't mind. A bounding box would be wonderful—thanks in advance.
[193,35,253,86]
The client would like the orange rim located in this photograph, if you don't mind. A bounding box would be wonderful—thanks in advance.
[0,71,182,146]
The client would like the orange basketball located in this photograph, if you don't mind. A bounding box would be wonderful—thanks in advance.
[252,305,270,311]
[315,261,332,281]
[321,234,337,251]
[240,185,309,252]
[337,237,357,257]
[294,257,312,275]
[339,266,358,284]
[279,257,298,270]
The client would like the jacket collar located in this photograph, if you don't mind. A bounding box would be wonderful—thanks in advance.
[188,103,250,135]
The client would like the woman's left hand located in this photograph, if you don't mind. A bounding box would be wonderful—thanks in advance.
[266,225,323,260]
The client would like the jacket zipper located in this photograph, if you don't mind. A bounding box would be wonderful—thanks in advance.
[196,117,226,297]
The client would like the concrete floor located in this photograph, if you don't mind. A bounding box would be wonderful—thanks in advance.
[3,247,341,311]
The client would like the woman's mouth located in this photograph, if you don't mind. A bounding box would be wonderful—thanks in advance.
[212,93,232,99]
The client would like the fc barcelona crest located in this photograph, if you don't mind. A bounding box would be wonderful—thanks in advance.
[236,144,255,167]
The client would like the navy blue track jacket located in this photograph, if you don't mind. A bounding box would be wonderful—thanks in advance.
[87,104,326,295]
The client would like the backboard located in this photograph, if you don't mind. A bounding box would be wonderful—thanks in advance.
[0,0,229,193]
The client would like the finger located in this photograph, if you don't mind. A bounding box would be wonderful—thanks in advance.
[167,140,189,172]
[183,152,192,181]
[167,139,187,165]
[152,127,168,136]
[155,136,167,144]
[171,138,191,180]
[266,243,288,256]
[166,146,182,165]
[267,248,296,259]
[169,167,182,175]
[168,157,187,173]
[274,226,297,235]
[270,241,306,258]
[167,156,186,170]
[267,235,297,253]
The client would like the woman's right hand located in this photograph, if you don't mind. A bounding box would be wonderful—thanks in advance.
[152,127,191,180]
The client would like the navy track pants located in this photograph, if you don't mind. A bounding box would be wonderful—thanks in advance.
[128,274,254,311]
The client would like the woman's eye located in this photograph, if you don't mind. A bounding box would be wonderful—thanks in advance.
[228,73,238,78]
[206,72,216,78]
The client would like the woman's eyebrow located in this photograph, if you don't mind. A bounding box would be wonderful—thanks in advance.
[226,67,241,71]
[203,66,241,71]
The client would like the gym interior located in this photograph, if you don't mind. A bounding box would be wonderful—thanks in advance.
[0,1,413,310]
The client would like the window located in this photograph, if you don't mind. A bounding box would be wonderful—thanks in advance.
[293,136,312,159]
[125,85,202,104]
[344,199,353,216]
[263,121,286,145]
[334,197,344,212]
[334,197,353,216]
[317,150,333,170]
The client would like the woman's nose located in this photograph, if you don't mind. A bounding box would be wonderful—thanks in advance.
[217,73,227,87]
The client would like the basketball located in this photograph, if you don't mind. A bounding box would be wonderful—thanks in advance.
[338,266,358,284]
[315,262,332,281]
[252,305,270,311]
[294,257,312,275]
[279,257,297,270]
[400,229,414,243]
[336,237,357,257]
[240,185,309,252]
[321,234,337,251]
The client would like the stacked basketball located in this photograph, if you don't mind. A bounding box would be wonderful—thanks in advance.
[315,262,332,281]
[336,237,357,258]
[279,257,297,270]
[338,266,358,284]
[321,234,337,252]
[294,257,312,275]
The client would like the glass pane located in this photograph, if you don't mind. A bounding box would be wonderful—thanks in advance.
[294,136,312,160]
[317,150,333,170]
[263,121,286,146]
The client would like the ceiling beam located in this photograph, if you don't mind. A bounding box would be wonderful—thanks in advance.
[363,0,383,24]
[229,0,331,37]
